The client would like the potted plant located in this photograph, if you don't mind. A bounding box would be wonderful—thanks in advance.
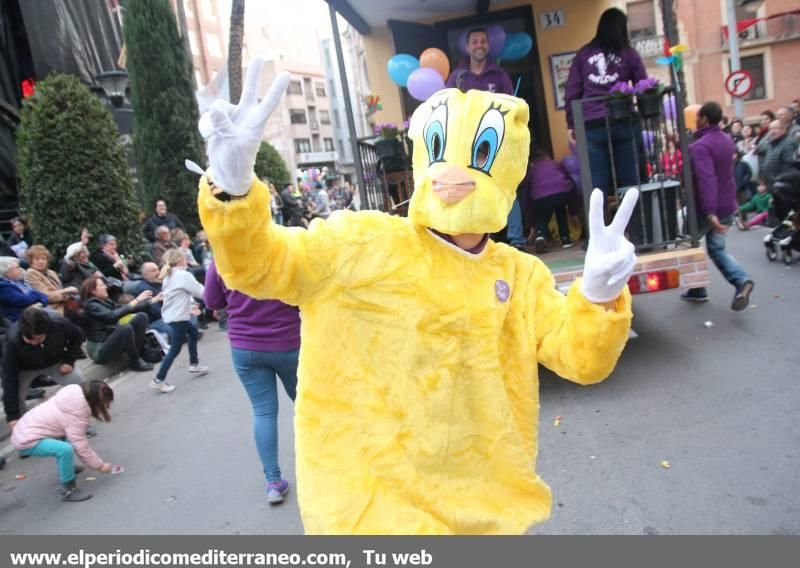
[607,81,635,121]
[373,123,407,173]
[634,77,663,119]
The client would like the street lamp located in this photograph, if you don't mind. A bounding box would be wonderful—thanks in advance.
[95,70,129,108]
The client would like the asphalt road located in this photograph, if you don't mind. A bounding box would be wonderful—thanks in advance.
[1,226,798,535]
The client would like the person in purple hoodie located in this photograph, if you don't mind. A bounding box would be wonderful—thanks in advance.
[564,8,647,196]
[683,102,754,310]
[526,148,577,253]
[203,261,301,504]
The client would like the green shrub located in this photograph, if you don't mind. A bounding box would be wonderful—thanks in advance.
[124,0,205,232]
[15,73,146,260]
[254,141,291,186]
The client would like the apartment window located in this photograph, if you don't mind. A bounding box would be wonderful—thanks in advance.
[201,0,215,19]
[187,30,199,55]
[294,139,311,153]
[729,54,767,101]
[319,110,331,124]
[290,109,307,124]
[287,80,302,95]
[206,33,222,58]
[627,1,656,39]
[316,83,326,97]
[324,138,335,152]
[303,77,313,101]
[312,135,321,152]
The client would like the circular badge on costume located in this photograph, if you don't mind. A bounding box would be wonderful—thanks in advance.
[495,279,510,302]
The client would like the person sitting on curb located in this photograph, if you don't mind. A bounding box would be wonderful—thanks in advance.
[90,235,129,282]
[150,226,178,267]
[24,245,79,316]
[736,180,773,230]
[0,257,48,322]
[11,381,120,502]
[2,307,85,428]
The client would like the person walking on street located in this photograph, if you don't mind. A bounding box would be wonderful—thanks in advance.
[203,261,300,504]
[151,250,208,393]
[682,102,754,310]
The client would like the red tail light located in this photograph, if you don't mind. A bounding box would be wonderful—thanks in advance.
[628,269,680,294]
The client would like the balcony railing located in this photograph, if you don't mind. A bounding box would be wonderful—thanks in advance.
[297,151,337,164]
[721,13,800,46]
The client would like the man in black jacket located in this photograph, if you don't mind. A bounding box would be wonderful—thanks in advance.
[280,183,308,228]
[89,235,130,282]
[2,308,85,426]
[143,200,186,243]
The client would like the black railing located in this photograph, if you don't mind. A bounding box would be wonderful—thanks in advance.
[571,86,700,251]
[356,133,414,213]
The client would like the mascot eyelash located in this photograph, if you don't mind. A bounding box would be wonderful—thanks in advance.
[423,100,449,166]
[468,103,509,177]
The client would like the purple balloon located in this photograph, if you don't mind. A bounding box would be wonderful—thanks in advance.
[562,154,580,176]
[458,30,469,57]
[407,67,445,102]
[486,25,507,57]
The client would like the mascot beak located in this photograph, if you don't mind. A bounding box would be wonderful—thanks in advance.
[431,165,476,205]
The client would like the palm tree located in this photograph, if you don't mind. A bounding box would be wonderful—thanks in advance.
[228,0,245,103]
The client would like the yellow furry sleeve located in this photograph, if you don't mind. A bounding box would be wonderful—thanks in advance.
[197,177,342,306]
[529,261,633,385]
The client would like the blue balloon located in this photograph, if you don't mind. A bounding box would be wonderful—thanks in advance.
[387,54,420,87]
[499,33,532,61]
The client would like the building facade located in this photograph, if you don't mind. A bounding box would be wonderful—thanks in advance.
[172,0,226,86]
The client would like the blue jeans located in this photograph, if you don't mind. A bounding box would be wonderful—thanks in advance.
[586,120,640,193]
[155,321,199,381]
[230,347,299,483]
[696,216,751,292]
[20,439,75,483]
[506,198,526,246]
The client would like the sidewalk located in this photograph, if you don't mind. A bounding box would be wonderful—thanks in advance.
[0,357,129,453]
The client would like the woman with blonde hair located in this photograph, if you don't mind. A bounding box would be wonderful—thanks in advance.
[151,249,208,393]
[24,245,79,315]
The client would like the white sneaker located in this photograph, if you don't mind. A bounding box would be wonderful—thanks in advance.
[150,380,176,393]
[188,364,209,375]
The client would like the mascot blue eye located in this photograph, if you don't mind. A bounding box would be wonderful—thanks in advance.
[469,106,506,175]
[423,102,449,165]
[426,121,445,163]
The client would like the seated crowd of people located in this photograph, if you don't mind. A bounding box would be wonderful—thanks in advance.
[0,199,216,424]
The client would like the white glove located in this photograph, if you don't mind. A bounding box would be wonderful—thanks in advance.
[198,57,289,196]
[580,188,639,303]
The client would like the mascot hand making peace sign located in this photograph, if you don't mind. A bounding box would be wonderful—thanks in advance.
[197,58,639,534]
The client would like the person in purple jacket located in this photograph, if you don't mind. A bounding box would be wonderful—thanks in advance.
[527,148,577,253]
[446,28,513,95]
[564,8,647,196]
[683,102,754,310]
[203,261,300,504]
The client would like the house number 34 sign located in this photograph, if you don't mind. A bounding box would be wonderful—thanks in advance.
[540,9,565,29]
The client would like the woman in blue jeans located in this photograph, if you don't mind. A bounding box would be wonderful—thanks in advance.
[203,261,300,504]
[565,8,648,198]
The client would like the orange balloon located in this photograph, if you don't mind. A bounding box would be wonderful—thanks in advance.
[684,104,702,130]
[420,48,450,82]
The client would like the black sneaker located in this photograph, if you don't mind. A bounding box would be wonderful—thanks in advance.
[561,237,576,249]
[31,375,58,388]
[26,388,46,401]
[680,290,709,303]
[534,236,547,254]
[731,280,754,311]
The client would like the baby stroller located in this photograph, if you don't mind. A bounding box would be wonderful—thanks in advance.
[764,170,800,265]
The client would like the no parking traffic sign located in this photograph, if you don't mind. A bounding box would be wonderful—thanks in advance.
[725,70,753,98]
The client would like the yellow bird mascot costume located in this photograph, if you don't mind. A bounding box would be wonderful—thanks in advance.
[196,59,639,534]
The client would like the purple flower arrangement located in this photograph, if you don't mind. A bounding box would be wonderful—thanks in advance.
[634,77,662,95]
[609,81,635,98]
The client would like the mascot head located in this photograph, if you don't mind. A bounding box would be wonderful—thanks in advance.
[407,88,530,236]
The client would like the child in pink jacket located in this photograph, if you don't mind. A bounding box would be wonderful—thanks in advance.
[11,381,118,502]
